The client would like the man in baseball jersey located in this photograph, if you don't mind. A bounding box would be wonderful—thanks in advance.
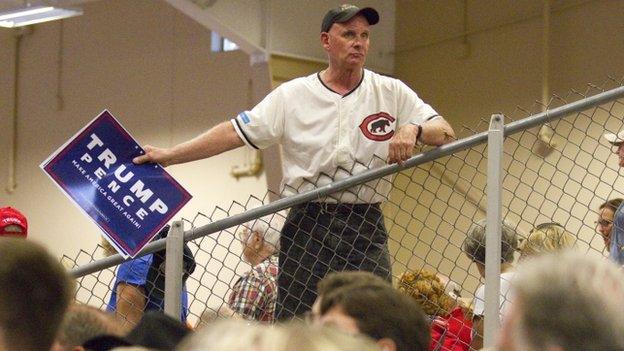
[134,4,455,320]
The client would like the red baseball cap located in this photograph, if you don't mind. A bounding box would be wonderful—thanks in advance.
[0,207,28,237]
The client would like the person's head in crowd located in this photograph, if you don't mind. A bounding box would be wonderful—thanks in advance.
[177,319,379,351]
[463,219,518,350]
[283,321,379,351]
[497,250,624,351]
[318,283,430,351]
[0,207,27,238]
[83,311,190,351]
[397,269,459,317]
[238,213,283,266]
[519,222,576,260]
[397,269,473,351]
[463,219,518,277]
[596,198,622,250]
[311,270,390,321]
[0,238,73,351]
[604,129,624,167]
[52,304,126,351]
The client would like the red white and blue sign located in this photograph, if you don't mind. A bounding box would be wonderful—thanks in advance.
[41,110,192,258]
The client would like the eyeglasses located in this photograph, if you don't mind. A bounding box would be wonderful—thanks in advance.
[595,219,613,227]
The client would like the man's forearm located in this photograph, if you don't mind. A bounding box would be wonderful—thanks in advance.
[421,117,456,146]
[134,120,245,167]
[116,283,147,327]
[169,121,245,165]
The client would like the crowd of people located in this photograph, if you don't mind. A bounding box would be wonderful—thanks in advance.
[0,218,623,351]
[3,2,624,351]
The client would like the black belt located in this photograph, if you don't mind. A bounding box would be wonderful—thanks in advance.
[299,202,381,215]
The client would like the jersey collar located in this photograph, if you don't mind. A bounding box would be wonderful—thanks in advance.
[317,69,365,98]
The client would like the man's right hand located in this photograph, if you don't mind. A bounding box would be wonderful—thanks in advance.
[133,145,175,167]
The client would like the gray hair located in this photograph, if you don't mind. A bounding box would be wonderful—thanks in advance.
[509,250,624,351]
[178,319,379,351]
[56,304,123,350]
[463,218,518,264]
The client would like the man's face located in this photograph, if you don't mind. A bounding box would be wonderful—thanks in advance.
[322,15,370,69]
[318,305,360,335]
[597,207,615,250]
[239,228,256,263]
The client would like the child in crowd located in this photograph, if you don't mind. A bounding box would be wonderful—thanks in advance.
[398,269,472,351]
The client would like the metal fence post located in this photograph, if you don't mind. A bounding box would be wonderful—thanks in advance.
[164,220,184,320]
[485,114,504,347]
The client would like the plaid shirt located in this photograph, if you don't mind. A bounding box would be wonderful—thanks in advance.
[228,255,278,323]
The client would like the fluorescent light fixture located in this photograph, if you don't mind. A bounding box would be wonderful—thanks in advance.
[0,5,83,28]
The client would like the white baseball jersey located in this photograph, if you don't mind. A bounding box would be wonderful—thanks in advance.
[231,69,439,203]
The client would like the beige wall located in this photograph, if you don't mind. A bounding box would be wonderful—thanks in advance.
[0,0,268,262]
[390,0,624,296]
[171,0,396,73]
[267,0,396,73]
[395,0,624,126]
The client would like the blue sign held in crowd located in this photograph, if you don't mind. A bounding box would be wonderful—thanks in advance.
[41,110,192,258]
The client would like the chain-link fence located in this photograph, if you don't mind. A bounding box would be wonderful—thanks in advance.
[64,78,624,349]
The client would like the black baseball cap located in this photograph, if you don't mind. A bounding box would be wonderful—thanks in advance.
[321,4,379,33]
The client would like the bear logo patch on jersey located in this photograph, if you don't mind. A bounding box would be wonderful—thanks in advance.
[359,112,396,141]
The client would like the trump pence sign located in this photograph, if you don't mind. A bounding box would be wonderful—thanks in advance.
[41,110,192,258]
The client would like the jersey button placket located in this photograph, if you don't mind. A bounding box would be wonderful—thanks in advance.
[336,99,350,166]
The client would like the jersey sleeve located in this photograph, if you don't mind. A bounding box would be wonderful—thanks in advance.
[395,80,440,127]
[231,86,285,150]
[116,255,152,287]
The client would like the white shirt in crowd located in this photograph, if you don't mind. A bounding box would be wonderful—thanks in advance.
[473,271,516,320]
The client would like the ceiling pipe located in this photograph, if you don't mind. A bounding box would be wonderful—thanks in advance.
[6,26,32,193]
[536,0,557,157]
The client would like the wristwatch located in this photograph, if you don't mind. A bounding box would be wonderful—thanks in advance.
[415,124,423,143]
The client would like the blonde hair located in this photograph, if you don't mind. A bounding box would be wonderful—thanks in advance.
[100,237,118,257]
[519,223,575,259]
[177,320,378,351]
[397,269,456,316]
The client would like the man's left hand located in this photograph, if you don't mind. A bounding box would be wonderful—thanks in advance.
[388,124,418,164]
[387,118,456,164]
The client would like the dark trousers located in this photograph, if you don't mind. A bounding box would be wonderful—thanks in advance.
[275,202,391,320]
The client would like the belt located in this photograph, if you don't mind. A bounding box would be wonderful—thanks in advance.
[301,202,381,215]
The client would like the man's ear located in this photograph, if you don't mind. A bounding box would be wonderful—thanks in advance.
[320,32,330,50]
[376,337,397,351]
